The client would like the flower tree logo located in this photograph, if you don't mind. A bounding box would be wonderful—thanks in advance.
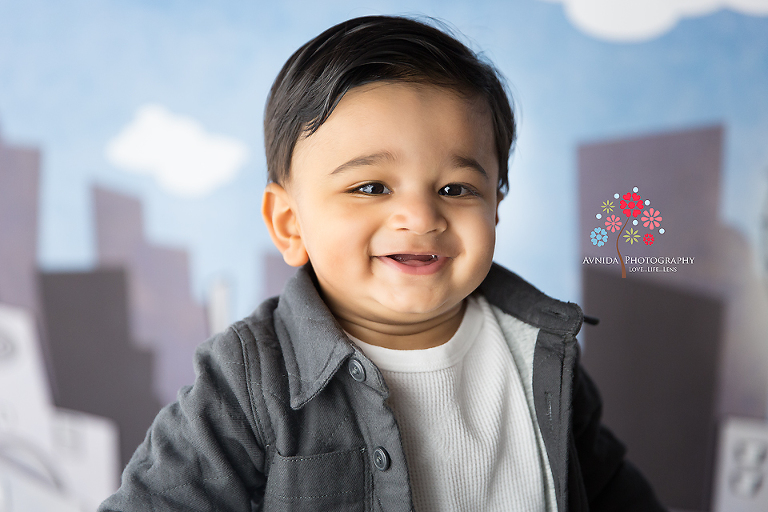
[589,186,666,278]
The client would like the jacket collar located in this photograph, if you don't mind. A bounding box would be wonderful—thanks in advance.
[478,263,583,337]
[274,262,582,410]
[274,264,355,410]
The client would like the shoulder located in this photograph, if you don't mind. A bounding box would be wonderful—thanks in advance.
[478,262,583,336]
[200,297,279,371]
[98,301,283,510]
[186,297,286,440]
[196,296,282,377]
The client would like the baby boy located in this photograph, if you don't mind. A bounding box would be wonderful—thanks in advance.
[100,15,666,512]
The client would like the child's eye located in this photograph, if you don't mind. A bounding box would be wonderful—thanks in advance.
[355,182,391,195]
[439,184,477,197]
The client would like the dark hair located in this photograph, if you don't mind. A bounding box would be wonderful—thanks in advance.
[264,15,516,194]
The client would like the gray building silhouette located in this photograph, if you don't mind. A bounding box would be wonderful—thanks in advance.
[0,131,41,314]
[578,125,768,510]
[39,268,161,468]
[93,186,208,405]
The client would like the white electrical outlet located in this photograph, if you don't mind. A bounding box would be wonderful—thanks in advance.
[713,417,768,512]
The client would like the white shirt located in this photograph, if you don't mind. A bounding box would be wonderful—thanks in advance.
[347,295,550,512]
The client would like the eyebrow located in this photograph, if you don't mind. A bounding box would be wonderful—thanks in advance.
[329,151,489,180]
[330,152,396,175]
[451,155,489,180]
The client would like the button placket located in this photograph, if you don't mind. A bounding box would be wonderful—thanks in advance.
[343,353,413,510]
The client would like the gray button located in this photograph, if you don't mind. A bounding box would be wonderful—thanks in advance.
[348,358,366,382]
[373,447,390,471]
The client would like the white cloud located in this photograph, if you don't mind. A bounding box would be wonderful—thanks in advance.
[540,0,768,42]
[105,104,249,197]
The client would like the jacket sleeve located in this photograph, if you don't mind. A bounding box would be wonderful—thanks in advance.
[568,361,669,512]
[98,327,267,512]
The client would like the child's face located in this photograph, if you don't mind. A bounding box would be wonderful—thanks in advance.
[264,82,501,339]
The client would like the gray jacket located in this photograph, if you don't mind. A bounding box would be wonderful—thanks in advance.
[100,263,666,511]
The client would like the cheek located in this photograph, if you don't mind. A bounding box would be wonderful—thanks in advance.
[461,208,497,262]
[301,205,377,265]
[477,226,497,259]
[462,204,496,235]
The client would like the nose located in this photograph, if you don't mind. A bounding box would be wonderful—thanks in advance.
[387,192,448,235]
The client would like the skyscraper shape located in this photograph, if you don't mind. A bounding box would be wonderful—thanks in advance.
[39,268,161,468]
[0,131,40,314]
[0,129,120,508]
[579,125,723,292]
[577,125,768,510]
[93,186,208,405]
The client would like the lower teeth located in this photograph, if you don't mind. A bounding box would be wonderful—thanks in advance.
[391,255,437,263]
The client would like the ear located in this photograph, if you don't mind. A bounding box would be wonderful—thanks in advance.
[261,183,309,267]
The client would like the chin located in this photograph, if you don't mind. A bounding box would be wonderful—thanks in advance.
[382,296,458,319]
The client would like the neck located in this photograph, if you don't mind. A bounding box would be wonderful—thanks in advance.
[338,300,467,350]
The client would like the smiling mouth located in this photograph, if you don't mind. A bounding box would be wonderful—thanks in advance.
[386,254,439,266]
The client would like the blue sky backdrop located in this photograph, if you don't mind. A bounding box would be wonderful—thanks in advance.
[1,0,767,319]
